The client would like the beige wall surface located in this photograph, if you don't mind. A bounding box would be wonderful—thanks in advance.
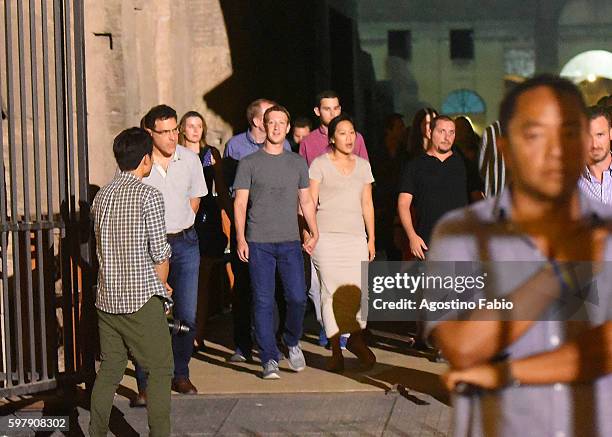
[358,0,612,128]
[85,0,233,187]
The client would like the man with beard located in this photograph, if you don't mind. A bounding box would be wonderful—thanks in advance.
[398,115,481,260]
[579,106,612,205]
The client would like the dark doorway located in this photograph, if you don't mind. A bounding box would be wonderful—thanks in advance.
[329,8,355,114]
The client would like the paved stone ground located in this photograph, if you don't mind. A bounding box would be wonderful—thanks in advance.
[0,391,451,436]
[0,314,453,436]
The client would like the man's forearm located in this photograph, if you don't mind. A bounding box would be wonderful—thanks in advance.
[234,201,247,242]
[433,264,565,369]
[154,259,169,284]
[300,197,319,237]
[398,196,417,237]
[511,321,612,385]
[190,198,200,214]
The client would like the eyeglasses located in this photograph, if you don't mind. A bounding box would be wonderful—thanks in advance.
[150,126,179,136]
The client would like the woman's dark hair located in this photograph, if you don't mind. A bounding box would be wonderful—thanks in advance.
[178,111,207,149]
[327,113,355,147]
[113,127,153,171]
[408,107,438,158]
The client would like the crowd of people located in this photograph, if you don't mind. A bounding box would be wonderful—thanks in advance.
[88,77,612,436]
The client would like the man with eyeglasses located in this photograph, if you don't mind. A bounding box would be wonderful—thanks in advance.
[133,104,207,402]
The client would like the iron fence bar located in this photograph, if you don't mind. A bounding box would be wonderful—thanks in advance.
[63,0,81,370]
[0,377,56,398]
[0,0,9,390]
[73,0,93,383]
[17,0,37,384]
[74,0,88,238]
[40,1,54,382]
[54,0,74,375]
[29,0,42,223]
[0,221,64,232]
[41,0,54,221]
[29,0,47,383]
[5,0,23,387]
[0,231,9,387]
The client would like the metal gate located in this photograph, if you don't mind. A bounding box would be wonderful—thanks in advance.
[0,0,93,397]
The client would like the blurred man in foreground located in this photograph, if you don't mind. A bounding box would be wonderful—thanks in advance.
[427,75,612,436]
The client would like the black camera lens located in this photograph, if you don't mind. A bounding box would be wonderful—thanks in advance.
[167,319,191,335]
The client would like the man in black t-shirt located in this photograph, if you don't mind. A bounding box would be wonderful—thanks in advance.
[398,115,482,259]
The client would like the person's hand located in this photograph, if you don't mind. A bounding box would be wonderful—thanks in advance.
[165,282,173,297]
[408,234,428,260]
[303,233,318,255]
[302,229,311,244]
[442,363,505,392]
[237,238,249,262]
[368,239,376,262]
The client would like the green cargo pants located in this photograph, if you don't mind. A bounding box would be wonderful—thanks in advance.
[89,296,173,437]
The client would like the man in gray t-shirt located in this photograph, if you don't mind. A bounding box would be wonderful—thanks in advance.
[234,105,319,379]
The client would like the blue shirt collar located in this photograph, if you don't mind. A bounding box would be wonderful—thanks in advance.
[245,130,263,147]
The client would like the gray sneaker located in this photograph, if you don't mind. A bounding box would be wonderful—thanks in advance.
[286,344,306,372]
[262,360,280,379]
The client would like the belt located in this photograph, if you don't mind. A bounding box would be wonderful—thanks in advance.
[167,225,194,239]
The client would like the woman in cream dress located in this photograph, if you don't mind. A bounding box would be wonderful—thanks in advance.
[310,113,376,372]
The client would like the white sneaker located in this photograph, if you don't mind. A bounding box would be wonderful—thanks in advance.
[262,360,281,379]
[286,344,306,372]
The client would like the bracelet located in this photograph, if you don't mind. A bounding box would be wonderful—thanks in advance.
[500,359,520,388]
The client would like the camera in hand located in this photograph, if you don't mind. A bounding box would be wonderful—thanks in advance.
[167,318,191,335]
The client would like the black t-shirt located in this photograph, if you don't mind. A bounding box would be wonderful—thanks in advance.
[398,152,480,245]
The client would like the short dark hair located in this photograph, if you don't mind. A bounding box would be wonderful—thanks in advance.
[429,115,454,132]
[263,105,291,124]
[113,127,153,171]
[315,90,340,108]
[293,116,312,129]
[246,98,276,127]
[327,113,355,146]
[499,74,586,136]
[142,104,177,130]
[587,105,611,127]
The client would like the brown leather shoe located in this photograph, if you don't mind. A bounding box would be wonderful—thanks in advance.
[171,377,198,394]
[130,390,147,408]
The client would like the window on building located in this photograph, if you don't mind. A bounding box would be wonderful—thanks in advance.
[442,89,485,115]
[388,30,411,60]
[450,29,474,60]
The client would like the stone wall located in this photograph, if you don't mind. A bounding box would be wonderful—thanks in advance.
[85,0,233,187]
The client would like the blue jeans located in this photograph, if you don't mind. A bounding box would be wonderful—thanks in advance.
[249,241,306,364]
[136,228,200,388]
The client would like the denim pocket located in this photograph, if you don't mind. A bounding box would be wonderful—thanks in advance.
[184,228,199,244]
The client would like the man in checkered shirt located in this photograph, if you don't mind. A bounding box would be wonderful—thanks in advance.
[89,127,173,437]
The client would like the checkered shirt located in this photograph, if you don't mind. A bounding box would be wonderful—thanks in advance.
[92,172,172,314]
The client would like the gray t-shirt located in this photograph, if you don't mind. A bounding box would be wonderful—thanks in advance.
[233,149,309,243]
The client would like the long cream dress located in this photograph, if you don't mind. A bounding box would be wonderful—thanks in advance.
[310,153,374,338]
